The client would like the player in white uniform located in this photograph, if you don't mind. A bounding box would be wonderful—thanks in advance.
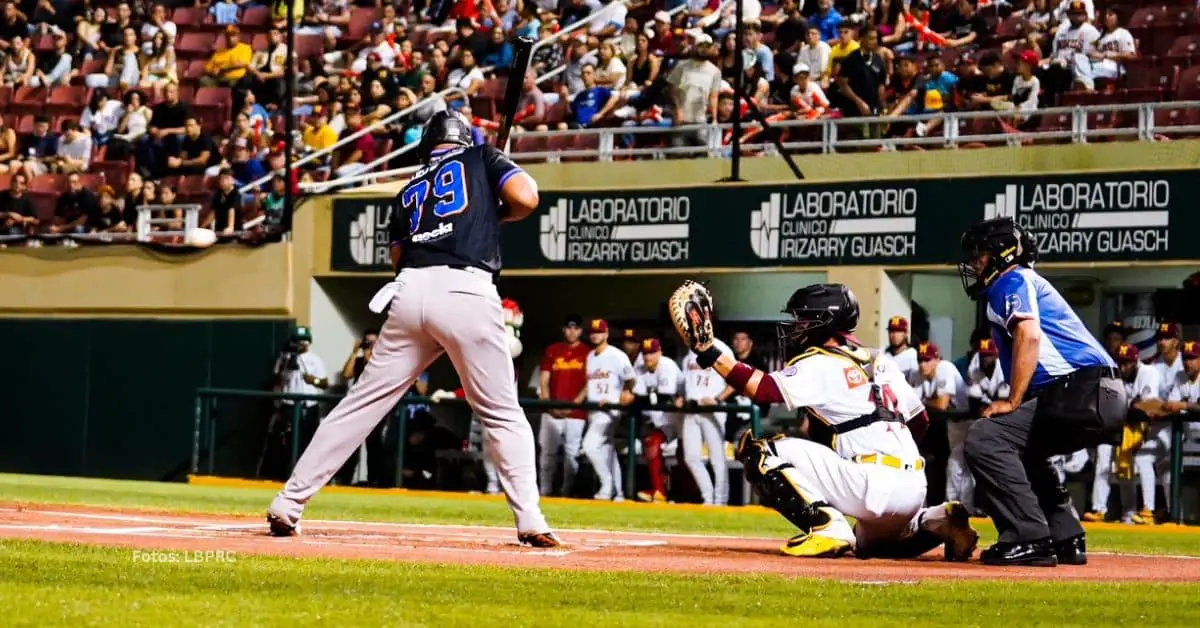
[1084,343,1160,523]
[632,338,683,502]
[1138,323,1184,522]
[1161,339,1200,458]
[910,341,972,510]
[680,337,736,506]
[576,318,636,501]
[671,283,977,559]
[885,316,918,382]
[1048,2,1101,90]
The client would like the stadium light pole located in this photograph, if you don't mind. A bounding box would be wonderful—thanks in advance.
[282,0,296,234]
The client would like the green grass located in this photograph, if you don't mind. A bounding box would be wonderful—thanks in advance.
[2,539,1197,628]
[3,473,1199,557]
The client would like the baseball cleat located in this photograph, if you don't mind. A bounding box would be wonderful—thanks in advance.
[780,533,852,558]
[1131,509,1155,525]
[518,531,564,548]
[635,490,667,503]
[1080,511,1106,523]
[266,512,299,537]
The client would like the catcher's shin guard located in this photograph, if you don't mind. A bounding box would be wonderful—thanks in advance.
[737,435,833,534]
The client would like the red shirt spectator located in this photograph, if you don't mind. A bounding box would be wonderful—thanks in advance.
[540,315,590,419]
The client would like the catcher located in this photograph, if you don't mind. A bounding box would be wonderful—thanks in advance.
[667,281,979,559]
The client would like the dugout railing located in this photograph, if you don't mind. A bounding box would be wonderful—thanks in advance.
[192,388,761,503]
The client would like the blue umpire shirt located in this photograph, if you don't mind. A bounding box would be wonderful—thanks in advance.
[985,267,1114,392]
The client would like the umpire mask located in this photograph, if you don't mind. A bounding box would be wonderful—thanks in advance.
[958,217,1039,300]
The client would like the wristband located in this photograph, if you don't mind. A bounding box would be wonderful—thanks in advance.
[696,345,722,369]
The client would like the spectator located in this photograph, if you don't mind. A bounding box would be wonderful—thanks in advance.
[530,22,563,74]
[628,32,661,94]
[745,24,775,82]
[3,35,35,87]
[259,173,287,228]
[121,170,146,225]
[874,0,906,45]
[618,15,639,58]
[647,11,677,57]
[229,137,267,187]
[140,2,177,48]
[0,115,16,173]
[1010,50,1041,129]
[811,0,843,42]
[30,31,73,87]
[0,172,37,237]
[829,22,860,80]
[836,26,888,133]
[75,7,106,59]
[591,0,627,38]
[772,0,808,54]
[446,49,486,104]
[263,326,328,480]
[515,2,543,40]
[139,29,177,88]
[16,115,58,179]
[110,89,151,161]
[80,89,123,146]
[207,167,242,236]
[354,23,398,72]
[789,62,829,118]
[450,17,488,64]
[929,0,959,34]
[796,26,832,89]
[560,0,592,29]
[362,79,393,124]
[251,27,290,106]
[942,0,988,50]
[165,116,220,176]
[54,122,92,174]
[481,26,513,69]
[90,185,129,233]
[239,91,271,134]
[204,25,254,90]
[1007,0,1054,54]
[49,172,98,235]
[87,26,140,89]
[594,41,627,90]
[1089,7,1136,88]
[667,37,721,146]
[301,106,338,152]
[209,0,240,26]
[0,2,29,54]
[961,51,1014,110]
[515,71,547,131]
[884,55,926,132]
[139,82,191,177]
[563,64,615,128]
[410,73,448,126]
[1052,0,1095,26]
[563,38,597,98]
[332,106,375,177]
[297,0,350,37]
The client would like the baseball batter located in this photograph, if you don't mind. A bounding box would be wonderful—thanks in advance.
[680,337,735,506]
[537,314,590,497]
[668,281,978,559]
[266,111,559,547]
[633,338,682,503]
[576,318,636,500]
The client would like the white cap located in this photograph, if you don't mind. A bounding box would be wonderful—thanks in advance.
[654,10,671,23]
[692,33,713,45]
[793,62,811,75]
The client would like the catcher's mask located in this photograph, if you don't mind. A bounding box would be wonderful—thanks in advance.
[418,110,474,163]
[776,283,860,361]
[958,217,1039,301]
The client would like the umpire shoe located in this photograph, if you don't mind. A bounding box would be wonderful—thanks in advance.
[518,531,564,548]
[980,539,1058,567]
[1053,534,1087,566]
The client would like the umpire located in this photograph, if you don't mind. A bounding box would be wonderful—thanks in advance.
[958,218,1126,567]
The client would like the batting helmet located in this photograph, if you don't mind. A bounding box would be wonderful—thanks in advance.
[418,111,474,163]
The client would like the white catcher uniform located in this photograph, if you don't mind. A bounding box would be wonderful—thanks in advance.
[633,354,683,439]
[755,346,932,551]
[583,345,636,499]
[681,338,735,506]
[1093,362,1160,519]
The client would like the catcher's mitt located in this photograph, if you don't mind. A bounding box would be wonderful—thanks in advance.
[669,280,716,353]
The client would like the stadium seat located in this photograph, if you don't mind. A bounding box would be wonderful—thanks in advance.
[10,87,48,116]
[347,8,382,41]
[0,85,12,111]
[242,5,271,32]
[1060,91,1099,107]
[1152,102,1200,137]
[1165,34,1200,65]
[184,60,208,83]
[293,35,324,60]
[0,173,11,190]
[90,161,131,189]
[177,33,217,60]
[30,174,64,193]
[15,114,33,134]
[172,7,202,26]
[194,87,231,131]
[28,191,56,220]
[1033,112,1072,144]
[47,86,89,115]
[32,34,54,53]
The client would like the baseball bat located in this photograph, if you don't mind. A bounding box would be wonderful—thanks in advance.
[494,36,535,152]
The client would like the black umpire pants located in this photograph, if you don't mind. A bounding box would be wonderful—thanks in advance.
[964,366,1126,544]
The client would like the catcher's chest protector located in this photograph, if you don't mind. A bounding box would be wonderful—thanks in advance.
[793,346,905,449]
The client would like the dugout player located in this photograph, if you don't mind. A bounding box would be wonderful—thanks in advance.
[958,217,1125,566]
[537,314,590,497]
[669,282,978,559]
[266,111,561,548]
[886,316,919,381]
[633,338,683,503]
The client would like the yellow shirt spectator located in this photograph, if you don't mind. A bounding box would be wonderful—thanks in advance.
[303,123,338,151]
[206,28,255,84]
[829,40,860,65]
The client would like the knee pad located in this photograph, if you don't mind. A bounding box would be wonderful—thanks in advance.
[753,466,833,534]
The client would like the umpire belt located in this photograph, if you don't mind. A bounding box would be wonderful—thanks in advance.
[852,453,926,472]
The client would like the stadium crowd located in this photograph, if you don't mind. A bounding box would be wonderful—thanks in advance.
[0,0,1196,243]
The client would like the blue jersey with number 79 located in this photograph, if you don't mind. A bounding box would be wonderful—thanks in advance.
[390,144,526,274]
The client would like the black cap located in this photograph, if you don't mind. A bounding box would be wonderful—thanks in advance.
[563,313,582,328]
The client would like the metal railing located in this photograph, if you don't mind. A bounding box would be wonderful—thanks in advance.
[192,387,760,498]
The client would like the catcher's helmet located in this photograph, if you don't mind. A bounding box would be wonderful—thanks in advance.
[418,110,474,163]
[958,217,1039,300]
[776,283,860,359]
